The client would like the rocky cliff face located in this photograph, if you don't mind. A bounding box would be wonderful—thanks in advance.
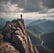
[0,19,39,53]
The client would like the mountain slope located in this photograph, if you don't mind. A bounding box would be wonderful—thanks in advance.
[27,19,54,33]
[38,21,54,32]
[26,19,54,53]
[0,18,38,53]
[27,25,44,35]
[41,32,54,51]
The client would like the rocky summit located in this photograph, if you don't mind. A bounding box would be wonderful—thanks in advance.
[0,19,38,53]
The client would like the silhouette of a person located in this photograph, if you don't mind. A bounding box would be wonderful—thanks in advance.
[20,14,23,19]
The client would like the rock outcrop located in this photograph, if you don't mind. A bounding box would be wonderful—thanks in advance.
[0,19,39,53]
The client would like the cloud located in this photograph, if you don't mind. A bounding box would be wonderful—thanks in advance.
[48,8,54,13]
[43,0,54,8]
[0,12,48,18]
[0,0,49,12]
[0,0,54,18]
[0,2,21,12]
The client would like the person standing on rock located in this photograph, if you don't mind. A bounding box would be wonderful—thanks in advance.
[20,14,23,19]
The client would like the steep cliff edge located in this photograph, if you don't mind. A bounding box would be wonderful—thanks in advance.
[0,19,39,53]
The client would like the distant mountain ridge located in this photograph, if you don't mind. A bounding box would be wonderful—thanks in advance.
[0,18,13,29]
[27,19,54,33]
[28,19,48,26]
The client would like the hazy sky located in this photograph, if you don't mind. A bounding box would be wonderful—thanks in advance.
[0,0,54,19]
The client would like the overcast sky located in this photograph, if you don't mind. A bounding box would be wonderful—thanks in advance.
[0,0,54,19]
